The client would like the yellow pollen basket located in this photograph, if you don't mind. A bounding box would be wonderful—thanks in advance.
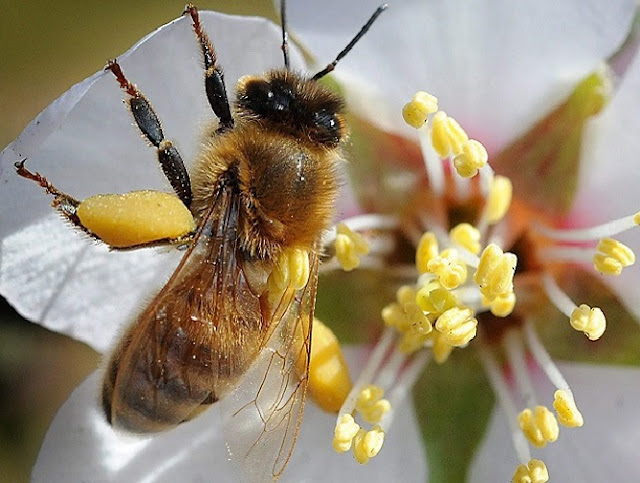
[307,318,352,413]
[267,247,310,292]
[76,190,195,248]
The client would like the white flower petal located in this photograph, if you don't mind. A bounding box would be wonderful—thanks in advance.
[471,362,640,481]
[288,0,637,147]
[0,11,305,352]
[33,347,426,482]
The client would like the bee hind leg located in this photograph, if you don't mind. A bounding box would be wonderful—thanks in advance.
[106,60,193,209]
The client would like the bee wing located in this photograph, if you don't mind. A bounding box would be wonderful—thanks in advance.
[220,252,318,482]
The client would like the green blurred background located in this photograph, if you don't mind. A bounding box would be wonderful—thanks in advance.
[0,2,276,481]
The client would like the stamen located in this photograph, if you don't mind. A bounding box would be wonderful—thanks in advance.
[517,407,559,448]
[569,304,606,341]
[333,414,361,452]
[482,175,513,225]
[453,139,488,178]
[512,459,549,483]
[593,237,635,275]
[431,111,469,158]
[434,307,478,347]
[356,385,391,424]
[503,330,536,407]
[427,248,468,290]
[552,389,584,428]
[402,91,438,129]
[450,223,481,255]
[418,127,446,197]
[541,272,606,340]
[478,345,532,464]
[473,244,517,301]
[416,232,440,273]
[334,223,371,271]
[532,210,640,241]
[353,426,385,464]
[523,322,584,427]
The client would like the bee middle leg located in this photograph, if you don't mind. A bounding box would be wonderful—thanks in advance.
[183,4,234,133]
[106,60,193,208]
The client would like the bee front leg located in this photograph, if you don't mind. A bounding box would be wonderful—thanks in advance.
[184,4,234,132]
[106,60,193,208]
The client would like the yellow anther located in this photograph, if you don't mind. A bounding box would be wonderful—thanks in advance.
[333,414,361,453]
[398,330,430,354]
[431,331,455,364]
[381,303,408,331]
[402,91,438,129]
[486,175,513,224]
[518,406,558,448]
[593,238,635,275]
[335,223,370,271]
[450,223,481,255]
[570,304,606,341]
[473,244,517,301]
[427,248,468,290]
[431,111,469,158]
[416,284,458,314]
[553,390,584,428]
[397,285,417,306]
[405,302,433,335]
[356,385,391,424]
[353,426,385,464]
[512,459,549,483]
[435,307,478,347]
[416,232,440,273]
[307,318,352,413]
[489,292,516,317]
[77,190,196,248]
[453,139,488,178]
[535,406,559,443]
[634,211,640,225]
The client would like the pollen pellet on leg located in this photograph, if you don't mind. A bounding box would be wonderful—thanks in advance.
[307,318,352,413]
[77,190,195,248]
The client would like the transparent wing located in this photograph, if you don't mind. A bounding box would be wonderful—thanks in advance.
[221,252,318,482]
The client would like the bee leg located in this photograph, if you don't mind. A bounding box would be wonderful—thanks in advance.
[106,60,193,208]
[15,159,89,234]
[183,4,234,132]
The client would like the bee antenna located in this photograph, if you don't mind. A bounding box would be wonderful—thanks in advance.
[312,3,388,81]
[280,0,290,69]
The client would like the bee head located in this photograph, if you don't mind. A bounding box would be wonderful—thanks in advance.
[235,70,346,147]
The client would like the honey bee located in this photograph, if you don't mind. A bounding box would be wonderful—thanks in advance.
[15,2,386,480]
